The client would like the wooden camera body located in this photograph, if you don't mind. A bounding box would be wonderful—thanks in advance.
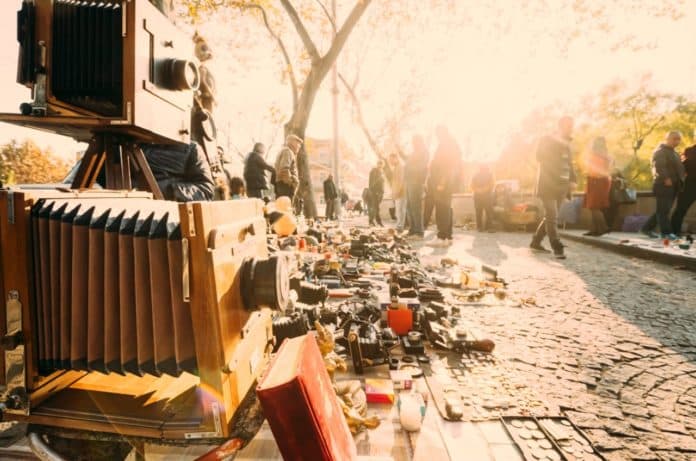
[0,189,280,442]
[4,0,198,144]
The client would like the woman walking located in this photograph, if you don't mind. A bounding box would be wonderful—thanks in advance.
[583,137,612,236]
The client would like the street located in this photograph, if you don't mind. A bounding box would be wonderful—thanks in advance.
[416,229,696,460]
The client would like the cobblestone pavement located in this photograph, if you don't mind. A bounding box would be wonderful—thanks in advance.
[423,230,696,461]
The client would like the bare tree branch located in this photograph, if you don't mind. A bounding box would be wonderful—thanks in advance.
[313,0,336,32]
[231,1,299,110]
[279,0,321,62]
[339,72,383,161]
[323,0,373,68]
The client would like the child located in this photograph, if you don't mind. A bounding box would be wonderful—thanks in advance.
[229,176,246,199]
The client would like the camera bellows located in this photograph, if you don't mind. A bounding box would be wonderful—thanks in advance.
[31,198,197,377]
[51,0,124,116]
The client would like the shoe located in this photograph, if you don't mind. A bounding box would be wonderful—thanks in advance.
[641,229,659,238]
[530,242,550,253]
[662,233,679,241]
[553,247,566,259]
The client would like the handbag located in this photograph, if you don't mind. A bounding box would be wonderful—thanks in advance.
[613,186,637,204]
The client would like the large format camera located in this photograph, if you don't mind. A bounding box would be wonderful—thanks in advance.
[9,0,198,144]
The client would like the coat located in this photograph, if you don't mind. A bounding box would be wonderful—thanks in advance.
[323,177,338,200]
[535,135,576,198]
[141,142,215,202]
[651,143,685,187]
[405,147,429,187]
[389,161,406,199]
[274,146,299,189]
[368,167,384,197]
[244,151,275,191]
[428,137,462,196]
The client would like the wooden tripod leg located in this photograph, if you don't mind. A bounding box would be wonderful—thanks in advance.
[104,135,124,190]
[71,135,106,190]
[124,144,164,200]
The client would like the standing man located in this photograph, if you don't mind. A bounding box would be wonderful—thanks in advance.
[671,144,696,235]
[244,142,275,199]
[641,131,685,239]
[471,164,496,232]
[323,174,339,220]
[388,152,407,231]
[405,135,429,239]
[274,134,303,200]
[368,160,385,226]
[430,126,462,246]
[530,116,577,259]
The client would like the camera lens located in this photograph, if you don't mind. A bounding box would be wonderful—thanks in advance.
[160,59,200,91]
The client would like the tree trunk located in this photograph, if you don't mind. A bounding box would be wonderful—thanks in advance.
[284,71,328,219]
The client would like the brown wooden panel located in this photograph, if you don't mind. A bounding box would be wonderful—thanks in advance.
[167,225,197,375]
[59,204,80,369]
[104,210,125,374]
[119,211,139,375]
[87,210,109,373]
[31,201,47,373]
[148,213,176,376]
[48,203,66,369]
[36,201,54,372]
[134,212,155,376]
[70,206,95,370]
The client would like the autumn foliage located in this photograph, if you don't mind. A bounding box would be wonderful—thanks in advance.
[0,139,71,186]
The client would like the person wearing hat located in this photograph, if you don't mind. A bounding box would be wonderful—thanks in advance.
[244,142,275,199]
[274,134,303,200]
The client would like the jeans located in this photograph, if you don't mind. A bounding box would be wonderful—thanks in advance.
[435,191,453,239]
[406,184,424,235]
[423,189,435,228]
[394,197,407,230]
[474,192,494,230]
[671,178,696,235]
[369,193,383,226]
[532,193,564,249]
[641,183,676,235]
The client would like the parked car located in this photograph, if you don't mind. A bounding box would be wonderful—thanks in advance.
[492,180,542,231]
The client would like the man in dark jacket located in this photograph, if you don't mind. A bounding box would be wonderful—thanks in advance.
[671,144,696,235]
[641,131,685,238]
[368,160,385,226]
[141,142,215,202]
[429,126,462,246]
[244,142,275,199]
[405,135,429,238]
[323,174,339,220]
[530,116,576,259]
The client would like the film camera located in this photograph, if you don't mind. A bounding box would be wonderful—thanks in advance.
[0,1,292,451]
[11,0,198,144]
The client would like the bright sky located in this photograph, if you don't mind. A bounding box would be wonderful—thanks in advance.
[0,1,695,164]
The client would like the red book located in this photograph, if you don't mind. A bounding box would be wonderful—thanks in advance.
[256,334,357,461]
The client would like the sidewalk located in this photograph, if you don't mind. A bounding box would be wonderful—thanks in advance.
[560,229,696,271]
